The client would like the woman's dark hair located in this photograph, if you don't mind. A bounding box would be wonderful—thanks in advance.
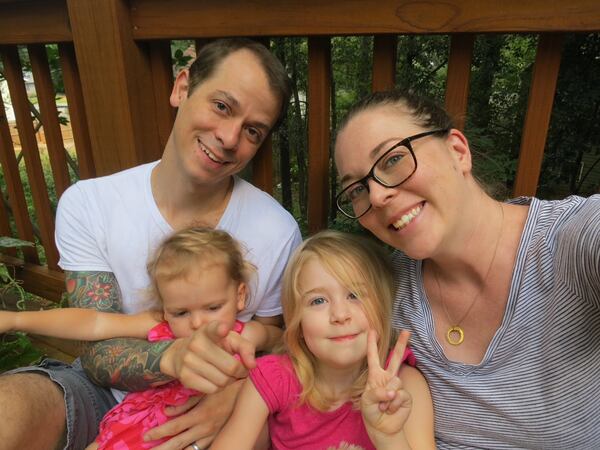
[338,89,454,134]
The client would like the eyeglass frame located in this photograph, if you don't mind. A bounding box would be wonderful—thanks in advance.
[335,128,449,219]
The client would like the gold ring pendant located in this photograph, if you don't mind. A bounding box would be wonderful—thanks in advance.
[446,326,464,345]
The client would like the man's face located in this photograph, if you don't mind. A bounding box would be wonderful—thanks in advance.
[167,49,281,188]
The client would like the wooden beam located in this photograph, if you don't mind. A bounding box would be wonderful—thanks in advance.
[0,253,65,302]
[0,0,71,45]
[0,86,39,263]
[148,40,176,153]
[131,0,600,39]
[58,43,96,180]
[372,35,397,92]
[445,33,475,131]
[307,37,331,234]
[1,45,59,269]
[66,0,161,175]
[28,44,71,197]
[513,34,564,197]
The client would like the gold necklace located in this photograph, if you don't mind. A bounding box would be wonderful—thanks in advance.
[432,203,505,346]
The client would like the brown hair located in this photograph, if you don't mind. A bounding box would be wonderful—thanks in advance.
[338,89,454,137]
[281,230,394,411]
[188,38,291,129]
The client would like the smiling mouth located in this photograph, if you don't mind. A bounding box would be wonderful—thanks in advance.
[391,203,424,230]
[197,138,228,165]
[330,333,359,342]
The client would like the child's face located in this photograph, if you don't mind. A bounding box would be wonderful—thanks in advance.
[159,264,246,338]
[297,258,370,373]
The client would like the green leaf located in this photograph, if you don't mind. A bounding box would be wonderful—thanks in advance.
[0,333,44,373]
[0,237,34,249]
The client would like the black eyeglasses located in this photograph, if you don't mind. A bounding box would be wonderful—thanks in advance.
[336,129,448,219]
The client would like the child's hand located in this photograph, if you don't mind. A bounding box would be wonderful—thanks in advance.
[361,329,413,441]
[0,311,16,334]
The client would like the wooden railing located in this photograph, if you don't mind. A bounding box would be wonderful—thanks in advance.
[1,0,600,304]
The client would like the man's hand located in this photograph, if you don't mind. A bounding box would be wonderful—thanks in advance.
[144,379,244,450]
[160,320,256,393]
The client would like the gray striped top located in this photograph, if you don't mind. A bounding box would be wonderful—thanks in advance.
[391,195,600,449]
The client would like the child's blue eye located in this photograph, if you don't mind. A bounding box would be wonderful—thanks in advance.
[310,297,326,306]
[348,292,359,300]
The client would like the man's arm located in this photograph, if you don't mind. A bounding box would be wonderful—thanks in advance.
[66,270,173,390]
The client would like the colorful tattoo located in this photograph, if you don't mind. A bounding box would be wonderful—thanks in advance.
[64,271,122,312]
[65,271,173,389]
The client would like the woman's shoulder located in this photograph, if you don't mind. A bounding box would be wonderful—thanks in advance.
[514,195,600,249]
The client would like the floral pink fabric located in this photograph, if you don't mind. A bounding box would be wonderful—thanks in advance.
[95,321,244,449]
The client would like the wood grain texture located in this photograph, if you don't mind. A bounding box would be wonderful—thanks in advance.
[372,35,397,92]
[1,45,59,269]
[513,34,565,197]
[28,44,71,197]
[445,33,475,131]
[0,254,64,302]
[130,0,600,39]
[307,37,331,234]
[58,43,96,180]
[0,89,39,263]
[0,0,71,45]
[67,0,161,175]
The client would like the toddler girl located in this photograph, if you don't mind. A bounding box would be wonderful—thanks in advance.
[0,227,278,449]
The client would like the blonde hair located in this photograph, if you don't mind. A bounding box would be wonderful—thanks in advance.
[146,227,255,308]
[281,230,394,411]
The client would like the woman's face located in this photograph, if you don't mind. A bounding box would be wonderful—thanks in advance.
[334,106,472,259]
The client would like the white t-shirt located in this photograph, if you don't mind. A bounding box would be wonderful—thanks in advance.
[55,160,302,321]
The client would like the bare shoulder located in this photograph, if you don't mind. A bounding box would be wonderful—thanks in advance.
[398,364,430,394]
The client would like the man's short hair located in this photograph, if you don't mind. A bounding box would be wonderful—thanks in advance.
[188,38,291,128]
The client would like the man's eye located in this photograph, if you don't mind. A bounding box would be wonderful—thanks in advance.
[245,127,262,143]
[214,101,229,113]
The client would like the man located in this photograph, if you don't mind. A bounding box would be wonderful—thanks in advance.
[0,38,301,450]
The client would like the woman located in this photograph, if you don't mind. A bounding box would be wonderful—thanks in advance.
[334,90,600,449]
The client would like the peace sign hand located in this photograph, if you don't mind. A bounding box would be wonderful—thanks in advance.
[360,329,413,445]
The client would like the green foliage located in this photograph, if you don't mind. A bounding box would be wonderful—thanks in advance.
[0,237,34,310]
[0,237,42,373]
[0,332,44,373]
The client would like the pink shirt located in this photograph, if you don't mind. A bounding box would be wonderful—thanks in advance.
[250,349,415,450]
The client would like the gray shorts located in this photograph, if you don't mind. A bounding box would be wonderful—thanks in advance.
[7,358,118,450]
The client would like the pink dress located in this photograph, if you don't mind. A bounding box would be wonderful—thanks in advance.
[96,321,244,449]
[249,348,415,450]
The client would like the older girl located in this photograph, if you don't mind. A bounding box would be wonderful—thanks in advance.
[212,230,435,450]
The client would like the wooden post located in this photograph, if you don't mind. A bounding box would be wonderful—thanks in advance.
[307,37,331,234]
[513,33,565,197]
[445,34,475,131]
[66,0,162,176]
[372,35,397,92]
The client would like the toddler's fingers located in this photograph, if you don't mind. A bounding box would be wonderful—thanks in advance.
[164,395,203,416]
